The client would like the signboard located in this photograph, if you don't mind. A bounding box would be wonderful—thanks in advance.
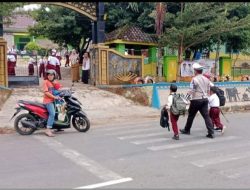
[181,59,215,77]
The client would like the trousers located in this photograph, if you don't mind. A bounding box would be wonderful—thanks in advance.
[184,98,214,135]
[209,107,223,128]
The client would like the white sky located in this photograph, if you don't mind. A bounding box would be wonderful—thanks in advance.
[23,4,41,11]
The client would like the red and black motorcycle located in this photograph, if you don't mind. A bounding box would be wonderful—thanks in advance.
[10,89,90,135]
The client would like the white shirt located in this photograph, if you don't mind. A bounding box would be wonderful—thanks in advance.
[7,54,16,62]
[208,93,220,107]
[165,93,174,109]
[82,58,90,70]
[48,56,60,66]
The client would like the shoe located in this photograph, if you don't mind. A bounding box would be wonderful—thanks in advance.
[54,129,64,133]
[221,125,227,134]
[214,127,222,132]
[172,135,180,140]
[206,134,214,139]
[180,129,190,135]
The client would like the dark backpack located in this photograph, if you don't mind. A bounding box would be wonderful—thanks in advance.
[160,107,170,131]
[213,86,226,106]
[170,93,187,116]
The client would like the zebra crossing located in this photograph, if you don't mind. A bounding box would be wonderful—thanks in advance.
[95,121,250,180]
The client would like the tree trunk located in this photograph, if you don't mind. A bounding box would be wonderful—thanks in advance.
[157,46,162,78]
[214,35,221,77]
[177,44,183,82]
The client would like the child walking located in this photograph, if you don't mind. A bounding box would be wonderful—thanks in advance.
[208,86,226,134]
[165,84,180,140]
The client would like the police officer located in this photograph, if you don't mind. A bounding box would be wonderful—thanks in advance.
[180,62,214,138]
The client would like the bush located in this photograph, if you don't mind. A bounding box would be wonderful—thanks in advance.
[24,41,41,51]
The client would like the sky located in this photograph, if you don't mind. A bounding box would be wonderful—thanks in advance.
[23,4,41,10]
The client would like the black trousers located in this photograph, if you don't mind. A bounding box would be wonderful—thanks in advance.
[82,70,89,84]
[184,98,214,135]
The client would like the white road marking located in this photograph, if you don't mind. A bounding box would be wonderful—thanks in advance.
[74,178,133,189]
[102,122,157,131]
[147,136,239,151]
[171,139,249,158]
[131,138,169,145]
[191,151,250,168]
[106,127,158,136]
[118,132,164,140]
[33,136,130,182]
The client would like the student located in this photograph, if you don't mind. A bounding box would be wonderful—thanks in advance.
[208,86,226,134]
[165,84,180,140]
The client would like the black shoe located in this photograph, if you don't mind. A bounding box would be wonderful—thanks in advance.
[206,134,214,139]
[172,135,180,140]
[54,129,64,132]
[180,129,190,135]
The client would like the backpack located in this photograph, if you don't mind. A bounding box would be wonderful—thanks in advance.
[170,93,187,116]
[213,86,226,106]
[160,107,170,131]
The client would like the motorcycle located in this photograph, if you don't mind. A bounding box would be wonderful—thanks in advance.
[10,88,90,135]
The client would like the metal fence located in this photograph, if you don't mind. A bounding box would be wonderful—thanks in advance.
[8,54,40,86]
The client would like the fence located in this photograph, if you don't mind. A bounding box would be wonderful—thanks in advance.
[98,81,250,109]
[8,54,39,86]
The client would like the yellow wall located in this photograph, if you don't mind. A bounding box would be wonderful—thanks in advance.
[210,52,250,67]
[143,63,156,77]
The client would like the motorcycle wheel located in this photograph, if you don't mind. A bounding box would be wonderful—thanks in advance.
[72,115,90,132]
[14,113,36,135]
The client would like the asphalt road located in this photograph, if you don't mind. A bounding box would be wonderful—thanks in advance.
[0,112,250,189]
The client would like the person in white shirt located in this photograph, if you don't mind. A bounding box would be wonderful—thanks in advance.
[208,86,226,134]
[165,84,180,140]
[81,52,90,84]
[47,49,60,73]
[28,58,35,76]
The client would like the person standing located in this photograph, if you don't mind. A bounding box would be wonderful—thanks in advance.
[55,51,62,80]
[208,86,226,134]
[64,50,70,67]
[70,49,80,82]
[28,58,35,76]
[180,62,214,138]
[165,84,180,140]
[47,49,59,72]
[39,57,46,78]
[7,54,16,76]
[81,52,90,84]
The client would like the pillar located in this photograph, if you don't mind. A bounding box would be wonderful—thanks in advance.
[92,2,105,44]
[163,55,178,82]
[0,15,8,87]
[219,56,232,77]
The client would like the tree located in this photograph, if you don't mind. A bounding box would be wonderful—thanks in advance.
[104,2,155,33]
[155,2,167,78]
[28,5,92,63]
[159,3,250,81]
[0,3,26,23]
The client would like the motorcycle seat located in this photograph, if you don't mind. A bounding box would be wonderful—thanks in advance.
[19,100,46,108]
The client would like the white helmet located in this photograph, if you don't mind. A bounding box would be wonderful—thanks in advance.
[46,69,56,76]
[192,62,203,70]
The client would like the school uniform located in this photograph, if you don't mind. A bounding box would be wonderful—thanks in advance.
[208,93,224,129]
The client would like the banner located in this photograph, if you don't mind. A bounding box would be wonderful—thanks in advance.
[180,59,215,77]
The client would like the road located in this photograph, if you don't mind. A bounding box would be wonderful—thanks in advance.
[0,112,250,189]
